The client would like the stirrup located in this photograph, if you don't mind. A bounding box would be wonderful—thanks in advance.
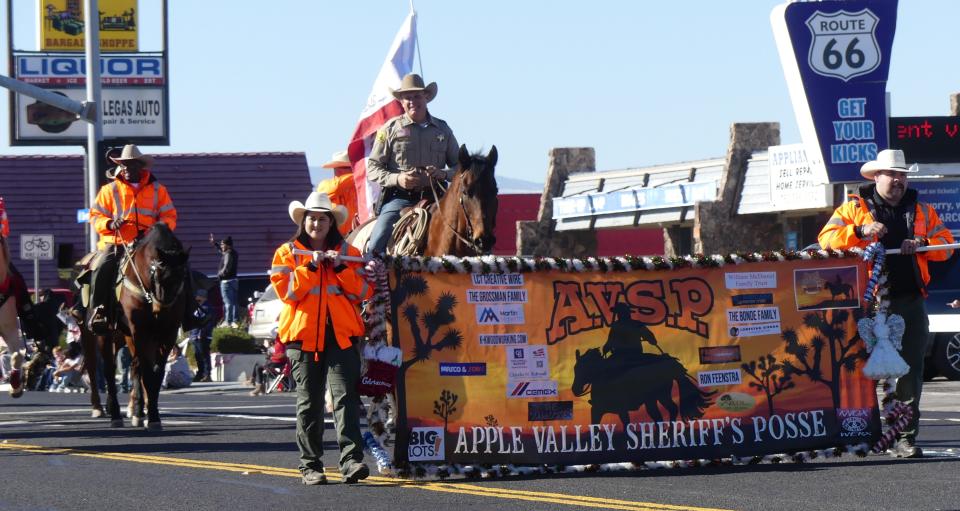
[87,305,110,335]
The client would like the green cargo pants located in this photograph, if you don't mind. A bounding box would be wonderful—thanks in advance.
[287,327,364,475]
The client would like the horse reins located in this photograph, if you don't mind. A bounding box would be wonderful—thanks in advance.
[120,241,184,308]
[428,176,484,255]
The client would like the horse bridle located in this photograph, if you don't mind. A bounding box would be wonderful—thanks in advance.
[121,243,185,308]
[429,175,484,255]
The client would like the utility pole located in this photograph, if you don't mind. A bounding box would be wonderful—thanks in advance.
[84,0,103,253]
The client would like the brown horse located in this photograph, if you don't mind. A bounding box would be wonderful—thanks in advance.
[349,145,499,257]
[82,222,189,430]
[423,145,499,256]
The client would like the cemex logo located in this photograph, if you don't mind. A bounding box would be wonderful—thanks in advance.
[508,380,558,399]
[408,427,445,461]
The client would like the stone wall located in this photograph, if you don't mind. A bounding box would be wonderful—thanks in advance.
[692,122,781,255]
[952,92,960,116]
[516,148,598,257]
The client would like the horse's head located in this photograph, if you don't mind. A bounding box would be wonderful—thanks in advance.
[454,144,499,254]
[137,223,189,308]
[571,347,602,397]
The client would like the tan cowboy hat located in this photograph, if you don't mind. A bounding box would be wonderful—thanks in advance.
[321,150,351,169]
[110,144,155,166]
[389,73,437,102]
[860,149,919,180]
[288,191,348,227]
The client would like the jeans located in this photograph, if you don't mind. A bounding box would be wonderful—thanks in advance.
[368,196,417,256]
[221,279,239,324]
[192,338,211,378]
[117,345,132,391]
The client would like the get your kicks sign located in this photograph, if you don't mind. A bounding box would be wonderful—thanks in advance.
[772,1,898,183]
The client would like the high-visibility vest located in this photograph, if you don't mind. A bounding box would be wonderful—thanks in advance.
[89,171,177,250]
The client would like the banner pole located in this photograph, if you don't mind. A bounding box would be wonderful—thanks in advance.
[882,242,960,255]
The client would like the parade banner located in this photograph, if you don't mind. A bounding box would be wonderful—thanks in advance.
[391,255,879,465]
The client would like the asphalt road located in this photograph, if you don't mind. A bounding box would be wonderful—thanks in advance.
[1,380,958,511]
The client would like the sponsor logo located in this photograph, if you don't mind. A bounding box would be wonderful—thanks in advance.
[731,293,775,306]
[528,401,574,421]
[466,289,528,304]
[507,346,549,379]
[725,271,777,290]
[726,306,782,338]
[475,304,525,325]
[699,346,742,364]
[697,369,743,387]
[508,380,559,399]
[715,392,756,412]
[360,376,391,389]
[837,408,872,437]
[470,273,524,286]
[729,323,781,338]
[478,333,528,346]
[438,362,487,376]
[408,427,445,461]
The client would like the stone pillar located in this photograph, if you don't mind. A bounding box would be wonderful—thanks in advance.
[516,148,598,257]
[951,93,960,116]
[693,122,781,255]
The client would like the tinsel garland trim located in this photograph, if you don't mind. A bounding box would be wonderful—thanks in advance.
[379,249,862,274]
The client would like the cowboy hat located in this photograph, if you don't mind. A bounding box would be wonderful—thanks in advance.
[321,150,351,169]
[389,73,437,102]
[110,144,155,166]
[288,191,348,227]
[860,149,919,180]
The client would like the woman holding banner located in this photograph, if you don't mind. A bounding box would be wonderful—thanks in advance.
[269,191,373,485]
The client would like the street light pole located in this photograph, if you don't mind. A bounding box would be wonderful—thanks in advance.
[84,0,103,253]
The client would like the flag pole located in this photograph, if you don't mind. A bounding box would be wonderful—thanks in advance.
[410,1,424,78]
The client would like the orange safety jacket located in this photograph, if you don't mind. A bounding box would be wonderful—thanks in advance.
[89,170,177,250]
[270,239,372,353]
[316,174,358,235]
[818,189,954,293]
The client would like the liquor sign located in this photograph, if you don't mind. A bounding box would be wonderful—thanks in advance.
[772,1,898,183]
[38,0,138,52]
[11,52,168,145]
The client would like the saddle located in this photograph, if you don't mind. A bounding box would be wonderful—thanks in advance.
[390,199,437,256]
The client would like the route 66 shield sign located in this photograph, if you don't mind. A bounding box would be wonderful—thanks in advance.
[805,9,881,81]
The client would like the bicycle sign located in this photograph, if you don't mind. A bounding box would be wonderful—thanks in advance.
[21,234,54,260]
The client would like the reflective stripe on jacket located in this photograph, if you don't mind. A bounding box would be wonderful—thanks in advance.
[270,239,372,352]
[89,170,177,250]
[818,193,955,291]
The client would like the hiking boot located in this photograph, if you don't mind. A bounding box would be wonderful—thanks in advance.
[891,438,923,458]
[199,375,211,383]
[7,369,23,398]
[249,383,264,396]
[300,468,327,485]
[342,462,370,484]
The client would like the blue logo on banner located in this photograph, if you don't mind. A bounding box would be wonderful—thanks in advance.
[439,363,487,376]
[76,209,90,223]
[732,293,775,306]
[773,1,898,183]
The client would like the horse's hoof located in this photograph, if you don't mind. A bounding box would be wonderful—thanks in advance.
[91,408,104,418]
[146,421,162,432]
[110,419,124,428]
[130,416,143,428]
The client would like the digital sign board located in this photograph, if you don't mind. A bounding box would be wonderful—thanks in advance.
[888,116,960,163]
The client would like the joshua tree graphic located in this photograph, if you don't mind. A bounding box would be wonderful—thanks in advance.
[742,354,795,416]
[389,270,464,458]
[780,308,866,410]
[484,414,499,427]
[433,389,459,432]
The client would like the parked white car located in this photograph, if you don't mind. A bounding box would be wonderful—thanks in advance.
[248,285,282,341]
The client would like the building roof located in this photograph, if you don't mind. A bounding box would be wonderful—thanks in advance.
[0,152,313,289]
[552,158,725,230]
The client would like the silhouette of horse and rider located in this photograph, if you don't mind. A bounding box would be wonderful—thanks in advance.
[823,273,854,301]
[572,303,714,427]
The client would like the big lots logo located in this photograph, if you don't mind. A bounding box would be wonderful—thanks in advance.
[408,427,445,461]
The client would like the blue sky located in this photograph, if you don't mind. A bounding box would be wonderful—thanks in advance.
[2,1,958,186]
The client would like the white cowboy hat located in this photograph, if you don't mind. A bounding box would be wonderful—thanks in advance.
[389,73,437,103]
[288,191,348,227]
[860,149,919,180]
[109,144,155,166]
[321,150,351,169]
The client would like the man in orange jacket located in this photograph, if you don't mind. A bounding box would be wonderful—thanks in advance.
[87,145,178,333]
[818,149,954,459]
[315,150,358,236]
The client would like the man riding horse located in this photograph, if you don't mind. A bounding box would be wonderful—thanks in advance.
[366,73,460,256]
[602,302,661,367]
[85,145,198,334]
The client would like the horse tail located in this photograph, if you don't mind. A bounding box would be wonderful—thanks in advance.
[676,374,715,419]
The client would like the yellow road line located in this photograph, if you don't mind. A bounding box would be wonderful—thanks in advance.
[0,441,733,511]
